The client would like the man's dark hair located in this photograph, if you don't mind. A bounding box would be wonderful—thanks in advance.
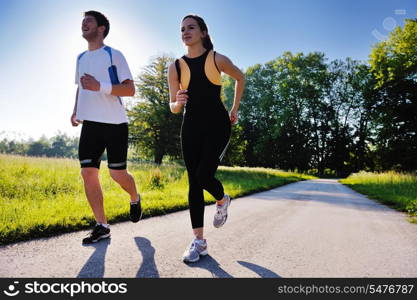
[84,11,110,38]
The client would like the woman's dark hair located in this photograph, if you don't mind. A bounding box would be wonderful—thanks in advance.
[84,10,110,38]
[182,15,213,50]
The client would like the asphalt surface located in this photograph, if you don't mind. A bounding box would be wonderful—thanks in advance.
[1,179,416,278]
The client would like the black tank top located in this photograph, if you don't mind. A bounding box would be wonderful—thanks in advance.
[176,50,224,116]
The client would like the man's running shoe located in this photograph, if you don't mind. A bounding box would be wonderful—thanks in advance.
[82,224,110,244]
[213,194,231,228]
[130,196,142,223]
[182,238,208,263]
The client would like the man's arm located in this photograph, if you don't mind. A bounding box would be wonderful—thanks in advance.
[109,79,135,96]
[80,74,135,97]
[71,87,81,127]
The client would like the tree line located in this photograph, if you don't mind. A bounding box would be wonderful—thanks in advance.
[0,133,79,158]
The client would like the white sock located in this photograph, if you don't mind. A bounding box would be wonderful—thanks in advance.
[97,222,110,228]
[217,198,226,206]
[131,195,140,204]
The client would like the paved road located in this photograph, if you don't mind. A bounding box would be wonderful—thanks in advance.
[1,179,416,278]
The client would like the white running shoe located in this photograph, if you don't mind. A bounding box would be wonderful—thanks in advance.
[213,194,231,228]
[182,238,208,263]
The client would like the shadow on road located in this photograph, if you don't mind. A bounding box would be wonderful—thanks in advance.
[185,255,233,278]
[77,238,111,278]
[237,261,281,278]
[134,237,160,278]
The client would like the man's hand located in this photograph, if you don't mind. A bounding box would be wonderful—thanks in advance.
[80,73,100,91]
[71,112,81,127]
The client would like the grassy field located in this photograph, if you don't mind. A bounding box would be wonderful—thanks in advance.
[340,171,417,223]
[0,154,314,245]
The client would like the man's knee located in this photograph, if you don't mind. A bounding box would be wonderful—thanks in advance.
[81,167,99,182]
[109,169,130,183]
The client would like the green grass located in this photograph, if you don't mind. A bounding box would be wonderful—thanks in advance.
[0,154,314,245]
[340,171,417,223]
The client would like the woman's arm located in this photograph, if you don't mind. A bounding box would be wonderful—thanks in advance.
[215,53,245,124]
[168,63,188,114]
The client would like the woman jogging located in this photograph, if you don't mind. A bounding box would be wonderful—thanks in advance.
[168,15,245,263]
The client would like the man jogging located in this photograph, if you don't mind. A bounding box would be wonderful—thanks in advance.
[71,11,141,244]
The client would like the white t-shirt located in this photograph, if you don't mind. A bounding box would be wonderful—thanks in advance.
[75,45,133,124]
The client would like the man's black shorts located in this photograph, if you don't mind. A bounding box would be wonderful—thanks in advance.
[78,120,128,170]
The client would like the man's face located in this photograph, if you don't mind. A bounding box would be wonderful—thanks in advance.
[82,15,101,40]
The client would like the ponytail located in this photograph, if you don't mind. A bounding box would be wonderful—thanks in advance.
[202,35,213,51]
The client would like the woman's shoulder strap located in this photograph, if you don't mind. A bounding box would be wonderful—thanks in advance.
[175,59,181,79]
[213,51,221,73]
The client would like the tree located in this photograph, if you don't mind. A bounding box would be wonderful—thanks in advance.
[27,136,50,157]
[128,56,183,164]
[347,63,377,172]
[49,132,78,158]
[233,52,329,171]
[369,17,417,171]
[0,138,28,155]
[272,52,328,172]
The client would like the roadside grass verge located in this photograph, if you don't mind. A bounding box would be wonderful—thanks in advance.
[0,155,315,245]
[340,171,417,223]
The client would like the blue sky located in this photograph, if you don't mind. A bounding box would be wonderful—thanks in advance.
[0,0,416,140]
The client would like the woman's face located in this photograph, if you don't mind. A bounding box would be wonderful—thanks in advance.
[181,17,205,47]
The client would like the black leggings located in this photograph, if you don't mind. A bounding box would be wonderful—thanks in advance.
[181,112,231,229]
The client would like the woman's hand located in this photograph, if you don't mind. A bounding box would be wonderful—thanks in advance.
[175,89,188,106]
[230,108,239,125]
